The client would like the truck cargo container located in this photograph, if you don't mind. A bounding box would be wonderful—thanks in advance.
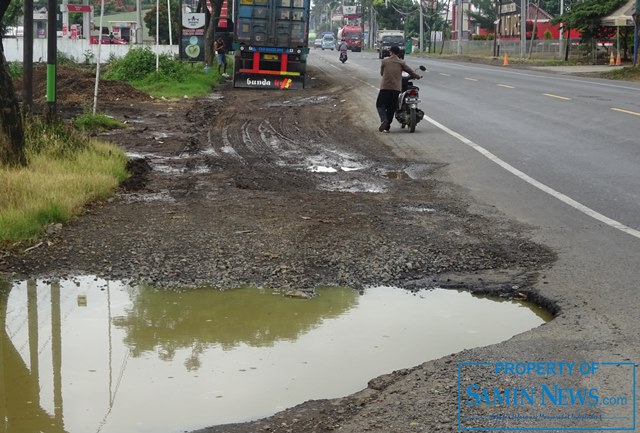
[232,0,311,89]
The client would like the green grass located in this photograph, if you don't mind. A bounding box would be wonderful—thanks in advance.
[73,112,127,132]
[104,47,221,98]
[133,66,222,98]
[601,65,640,81]
[0,118,129,242]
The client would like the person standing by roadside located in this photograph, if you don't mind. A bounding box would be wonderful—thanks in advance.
[214,36,229,78]
[376,45,422,133]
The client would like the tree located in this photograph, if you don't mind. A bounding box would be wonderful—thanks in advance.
[0,0,22,34]
[0,0,26,167]
[374,0,417,31]
[192,0,224,69]
[467,0,499,32]
[144,0,181,45]
[553,0,625,49]
[540,0,561,16]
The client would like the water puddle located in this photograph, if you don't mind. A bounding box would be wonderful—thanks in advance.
[0,277,550,433]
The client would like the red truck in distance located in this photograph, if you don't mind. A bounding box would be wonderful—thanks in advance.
[337,24,363,52]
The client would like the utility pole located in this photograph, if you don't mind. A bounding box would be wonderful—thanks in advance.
[558,0,563,59]
[137,0,144,43]
[520,0,526,57]
[457,0,462,55]
[419,0,423,52]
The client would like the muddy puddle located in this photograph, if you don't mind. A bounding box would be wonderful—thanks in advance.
[0,277,550,433]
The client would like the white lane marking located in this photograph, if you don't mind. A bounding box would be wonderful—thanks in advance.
[611,107,640,117]
[464,77,479,82]
[497,84,515,89]
[422,114,640,240]
[543,93,571,101]
[317,56,640,239]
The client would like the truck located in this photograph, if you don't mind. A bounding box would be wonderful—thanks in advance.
[377,30,405,59]
[337,24,364,52]
[232,0,311,89]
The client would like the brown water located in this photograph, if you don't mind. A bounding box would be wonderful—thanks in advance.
[0,276,550,433]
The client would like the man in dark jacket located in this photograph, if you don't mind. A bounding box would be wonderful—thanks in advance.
[376,45,422,133]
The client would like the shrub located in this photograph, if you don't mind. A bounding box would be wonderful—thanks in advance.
[8,62,23,79]
[105,47,189,82]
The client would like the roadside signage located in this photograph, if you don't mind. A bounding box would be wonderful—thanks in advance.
[64,4,92,12]
[182,12,206,62]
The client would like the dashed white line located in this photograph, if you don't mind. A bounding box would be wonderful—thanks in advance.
[611,107,640,117]
[422,114,640,240]
[543,93,571,101]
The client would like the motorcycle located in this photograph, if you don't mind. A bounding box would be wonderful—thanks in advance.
[394,65,427,133]
[339,50,348,63]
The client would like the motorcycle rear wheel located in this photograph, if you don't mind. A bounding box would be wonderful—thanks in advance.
[409,108,417,133]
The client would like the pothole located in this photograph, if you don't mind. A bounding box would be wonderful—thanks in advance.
[1,276,550,433]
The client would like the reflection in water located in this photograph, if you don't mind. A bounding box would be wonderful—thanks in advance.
[0,279,68,433]
[113,285,358,368]
[1,276,549,433]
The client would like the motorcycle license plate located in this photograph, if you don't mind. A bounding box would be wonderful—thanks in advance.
[405,97,418,104]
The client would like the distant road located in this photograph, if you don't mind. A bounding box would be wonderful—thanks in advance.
[310,49,640,236]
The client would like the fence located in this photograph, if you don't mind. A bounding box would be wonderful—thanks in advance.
[2,37,178,63]
[435,38,604,62]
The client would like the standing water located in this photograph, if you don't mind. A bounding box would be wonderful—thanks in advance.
[0,276,550,433]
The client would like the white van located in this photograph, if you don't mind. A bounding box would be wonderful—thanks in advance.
[321,34,335,50]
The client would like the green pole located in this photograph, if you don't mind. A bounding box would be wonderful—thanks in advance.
[46,64,56,103]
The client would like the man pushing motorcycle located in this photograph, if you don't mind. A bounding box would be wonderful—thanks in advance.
[376,45,422,133]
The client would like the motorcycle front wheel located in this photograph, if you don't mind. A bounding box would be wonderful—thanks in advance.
[408,107,417,133]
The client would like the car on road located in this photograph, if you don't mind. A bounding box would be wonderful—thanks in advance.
[313,38,322,49]
[321,35,335,50]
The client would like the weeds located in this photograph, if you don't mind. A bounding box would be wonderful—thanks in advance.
[0,116,128,242]
[73,112,126,132]
[8,62,23,79]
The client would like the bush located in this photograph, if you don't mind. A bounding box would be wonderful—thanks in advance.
[8,62,22,79]
[105,47,158,81]
[105,47,190,82]
[543,29,553,40]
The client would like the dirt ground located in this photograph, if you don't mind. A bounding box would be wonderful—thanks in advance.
[4,64,559,432]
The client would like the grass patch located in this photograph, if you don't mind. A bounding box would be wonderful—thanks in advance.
[73,112,127,132]
[133,66,221,98]
[104,47,221,98]
[601,65,640,81]
[0,118,129,242]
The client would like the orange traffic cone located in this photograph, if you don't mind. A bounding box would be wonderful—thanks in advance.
[609,52,615,66]
[503,53,509,66]
[616,53,621,66]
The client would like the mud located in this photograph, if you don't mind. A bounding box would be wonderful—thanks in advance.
[3,64,558,432]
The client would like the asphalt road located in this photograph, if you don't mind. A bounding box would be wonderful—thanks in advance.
[309,48,640,429]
